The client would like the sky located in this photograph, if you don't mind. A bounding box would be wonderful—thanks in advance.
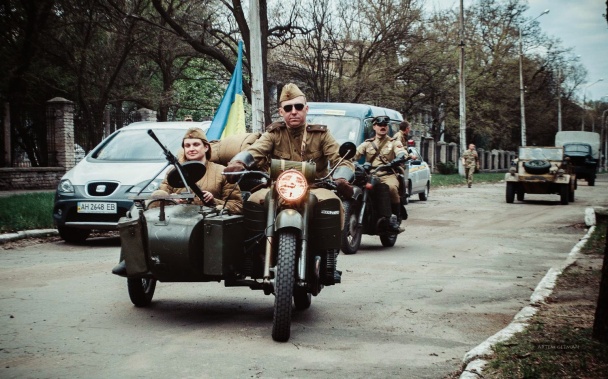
[427,0,608,101]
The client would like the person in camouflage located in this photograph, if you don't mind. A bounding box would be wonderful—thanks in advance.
[461,143,480,188]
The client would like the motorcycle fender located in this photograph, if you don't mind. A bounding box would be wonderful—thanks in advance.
[275,208,303,232]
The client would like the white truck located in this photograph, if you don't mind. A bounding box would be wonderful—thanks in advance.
[555,131,600,186]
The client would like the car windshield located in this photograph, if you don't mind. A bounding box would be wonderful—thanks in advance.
[306,115,362,144]
[92,128,184,161]
[519,147,563,161]
[564,144,591,154]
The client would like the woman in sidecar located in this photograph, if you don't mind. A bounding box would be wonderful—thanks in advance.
[148,127,242,214]
[111,127,242,277]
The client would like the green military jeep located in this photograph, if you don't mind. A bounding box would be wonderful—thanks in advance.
[505,146,576,205]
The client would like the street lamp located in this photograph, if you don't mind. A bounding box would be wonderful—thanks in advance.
[581,78,604,130]
[519,9,550,146]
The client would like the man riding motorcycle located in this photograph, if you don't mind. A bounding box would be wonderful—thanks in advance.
[353,115,410,233]
[223,83,354,282]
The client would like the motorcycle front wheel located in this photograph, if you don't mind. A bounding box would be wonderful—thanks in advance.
[272,231,297,342]
[341,200,362,255]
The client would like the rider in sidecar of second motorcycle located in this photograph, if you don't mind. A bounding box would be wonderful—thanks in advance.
[353,115,411,233]
[223,83,355,283]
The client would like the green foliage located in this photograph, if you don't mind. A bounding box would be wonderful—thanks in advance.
[0,193,55,233]
[436,161,458,174]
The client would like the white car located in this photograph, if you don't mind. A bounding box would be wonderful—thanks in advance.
[53,121,203,243]
[404,146,431,202]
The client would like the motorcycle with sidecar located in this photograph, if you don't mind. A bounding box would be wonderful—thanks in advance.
[115,130,355,342]
[339,156,409,254]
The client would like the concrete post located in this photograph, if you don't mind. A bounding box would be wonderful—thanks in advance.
[47,97,75,170]
[478,148,485,170]
[437,141,447,165]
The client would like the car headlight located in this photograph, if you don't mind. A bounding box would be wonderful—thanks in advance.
[275,170,308,202]
[57,179,75,194]
[129,179,163,194]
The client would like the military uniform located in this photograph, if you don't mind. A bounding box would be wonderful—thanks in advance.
[354,135,407,205]
[393,130,408,148]
[246,121,354,206]
[462,149,479,187]
[158,161,242,214]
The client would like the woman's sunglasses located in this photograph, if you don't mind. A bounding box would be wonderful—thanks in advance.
[282,103,305,112]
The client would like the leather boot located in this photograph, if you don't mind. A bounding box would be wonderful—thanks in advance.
[389,205,404,233]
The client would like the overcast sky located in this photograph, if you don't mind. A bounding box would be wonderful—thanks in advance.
[428,0,608,101]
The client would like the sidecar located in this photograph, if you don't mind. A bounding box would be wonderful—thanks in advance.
[118,194,275,305]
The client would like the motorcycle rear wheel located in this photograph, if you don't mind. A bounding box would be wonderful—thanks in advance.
[293,287,312,310]
[341,200,362,255]
[272,231,297,342]
[380,234,397,247]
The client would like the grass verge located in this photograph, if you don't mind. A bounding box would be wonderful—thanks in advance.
[0,192,55,233]
[432,172,505,187]
[479,219,608,378]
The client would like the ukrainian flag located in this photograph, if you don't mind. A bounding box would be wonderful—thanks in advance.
[207,40,246,140]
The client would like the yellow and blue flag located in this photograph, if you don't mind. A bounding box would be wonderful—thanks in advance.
[207,40,246,140]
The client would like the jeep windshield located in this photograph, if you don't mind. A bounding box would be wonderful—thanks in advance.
[306,115,362,145]
[519,147,563,161]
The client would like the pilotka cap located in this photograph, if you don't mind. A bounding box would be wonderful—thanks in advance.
[279,83,306,103]
[182,127,211,159]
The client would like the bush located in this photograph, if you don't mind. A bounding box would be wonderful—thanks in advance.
[436,161,457,174]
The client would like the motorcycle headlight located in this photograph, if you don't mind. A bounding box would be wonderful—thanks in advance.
[57,179,75,195]
[275,170,308,202]
[129,178,162,194]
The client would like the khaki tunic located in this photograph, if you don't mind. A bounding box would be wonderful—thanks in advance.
[246,122,354,178]
[392,130,408,148]
[354,135,407,205]
[159,161,243,214]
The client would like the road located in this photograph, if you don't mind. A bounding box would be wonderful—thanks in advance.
[1,176,607,379]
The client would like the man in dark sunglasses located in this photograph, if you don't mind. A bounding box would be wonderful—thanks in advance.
[224,82,354,283]
[225,83,354,194]
[352,115,409,233]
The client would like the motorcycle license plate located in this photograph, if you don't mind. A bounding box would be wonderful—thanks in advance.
[77,202,117,214]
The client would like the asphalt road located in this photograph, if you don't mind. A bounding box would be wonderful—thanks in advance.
[1,176,607,379]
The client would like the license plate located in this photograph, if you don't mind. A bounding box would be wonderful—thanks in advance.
[77,202,117,214]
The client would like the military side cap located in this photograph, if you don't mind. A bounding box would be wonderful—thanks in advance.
[183,127,208,143]
[279,83,305,102]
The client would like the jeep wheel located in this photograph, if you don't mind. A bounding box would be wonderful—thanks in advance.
[568,188,575,202]
[506,182,515,203]
[523,160,551,175]
[588,176,595,186]
[560,185,569,205]
[516,187,525,202]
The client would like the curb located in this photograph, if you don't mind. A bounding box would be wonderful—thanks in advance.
[0,229,59,244]
[458,207,598,378]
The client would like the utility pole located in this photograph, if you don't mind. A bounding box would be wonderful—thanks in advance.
[557,68,562,132]
[458,0,466,175]
[249,0,265,133]
[519,9,549,146]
